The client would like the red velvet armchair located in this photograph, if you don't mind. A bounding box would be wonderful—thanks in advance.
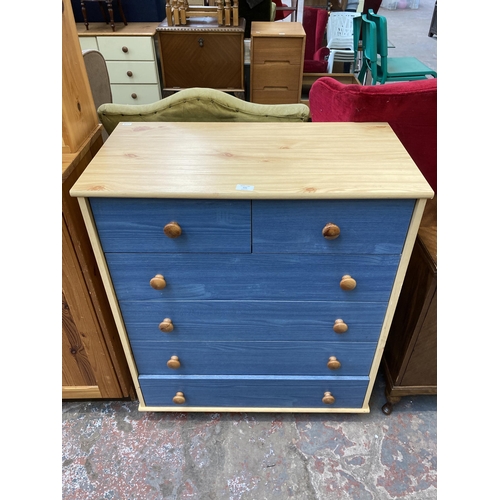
[309,77,437,192]
[302,7,330,73]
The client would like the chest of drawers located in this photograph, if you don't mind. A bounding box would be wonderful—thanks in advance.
[250,22,306,104]
[71,122,433,413]
[77,23,162,105]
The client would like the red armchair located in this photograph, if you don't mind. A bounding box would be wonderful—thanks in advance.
[309,77,437,192]
[302,7,330,73]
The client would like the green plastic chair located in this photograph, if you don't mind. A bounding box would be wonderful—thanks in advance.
[361,10,437,85]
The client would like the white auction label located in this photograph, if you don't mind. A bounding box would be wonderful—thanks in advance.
[236,184,254,191]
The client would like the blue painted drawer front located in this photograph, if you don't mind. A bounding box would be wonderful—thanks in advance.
[252,199,414,254]
[120,300,386,343]
[139,375,369,408]
[131,341,376,376]
[106,253,400,302]
[89,198,251,253]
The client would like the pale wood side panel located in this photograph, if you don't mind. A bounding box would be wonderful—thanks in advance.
[62,386,102,399]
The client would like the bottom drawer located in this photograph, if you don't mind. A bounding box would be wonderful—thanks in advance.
[110,84,161,105]
[251,88,300,104]
[139,375,369,408]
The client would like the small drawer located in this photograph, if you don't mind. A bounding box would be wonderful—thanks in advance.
[139,375,369,408]
[252,199,414,254]
[79,37,98,51]
[96,36,155,61]
[110,84,161,105]
[131,341,377,376]
[120,300,386,343]
[90,198,251,253]
[105,253,400,302]
[251,89,301,105]
[252,38,304,65]
[252,62,301,91]
[107,61,159,84]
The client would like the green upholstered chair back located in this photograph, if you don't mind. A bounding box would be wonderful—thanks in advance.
[98,87,311,135]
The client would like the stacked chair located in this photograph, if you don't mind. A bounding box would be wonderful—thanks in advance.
[358,9,437,84]
[326,11,359,73]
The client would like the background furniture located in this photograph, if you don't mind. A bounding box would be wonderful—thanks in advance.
[72,0,166,24]
[71,121,433,413]
[98,87,310,135]
[81,0,127,31]
[308,77,437,192]
[250,21,306,104]
[301,72,360,105]
[326,11,358,73]
[77,22,162,105]
[63,0,134,399]
[82,49,113,111]
[428,1,437,37]
[382,196,436,414]
[302,7,329,73]
[273,0,298,21]
[359,11,437,84]
[156,17,245,94]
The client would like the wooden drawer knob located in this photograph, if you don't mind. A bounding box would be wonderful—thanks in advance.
[167,355,181,369]
[327,356,341,370]
[322,222,340,240]
[131,93,137,99]
[172,392,185,404]
[340,275,357,291]
[127,70,133,77]
[333,319,348,333]
[322,392,335,405]
[122,46,129,53]
[150,274,166,290]
[163,221,182,238]
[159,318,174,333]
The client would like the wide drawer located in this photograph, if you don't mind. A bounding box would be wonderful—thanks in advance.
[251,89,301,105]
[252,38,304,65]
[252,199,414,254]
[120,300,386,343]
[252,62,301,91]
[106,253,400,301]
[110,84,161,105]
[139,375,369,408]
[131,341,376,376]
[106,61,159,84]
[90,198,251,253]
[96,36,155,61]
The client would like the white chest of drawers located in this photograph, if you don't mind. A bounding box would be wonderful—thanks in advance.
[71,122,433,413]
[77,23,162,105]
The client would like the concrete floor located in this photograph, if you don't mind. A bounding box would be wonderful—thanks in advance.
[62,4,437,499]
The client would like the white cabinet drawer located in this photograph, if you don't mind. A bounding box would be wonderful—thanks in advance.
[96,36,155,61]
[106,61,159,84]
[110,84,161,104]
[79,37,98,51]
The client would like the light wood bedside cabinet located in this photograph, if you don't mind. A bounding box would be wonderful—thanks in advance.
[71,122,433,413]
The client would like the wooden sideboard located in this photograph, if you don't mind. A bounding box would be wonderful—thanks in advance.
[63,0,134,399]
[70,121,433,413]
[381,196,437,414]
[156,17,245,94]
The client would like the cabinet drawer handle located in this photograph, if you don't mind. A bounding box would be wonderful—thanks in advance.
[322,222,340,240]
[167,355,181,369]
[173,391,185,404]
[322,392,335,405]
[150,274,167,290]
[198,37,204,47]
[333,319,348,333]
[327,356,341,370]
[122,46,129,53]
[131,93,138,99]
[339,275,357,291]
[159,318,174,333]
[163,221,182,238]
[127,70,133,77]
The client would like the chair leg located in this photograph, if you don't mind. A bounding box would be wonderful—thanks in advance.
[117,0,128,26]
[81,1,89,30]
[105,0,116,31]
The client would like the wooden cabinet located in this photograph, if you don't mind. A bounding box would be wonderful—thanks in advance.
[77,22,162,105]
[63,0,134,399]
[381,196,437,414]
[250,22,305,104]
[156,17,245,93]
[71,121,433,412]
